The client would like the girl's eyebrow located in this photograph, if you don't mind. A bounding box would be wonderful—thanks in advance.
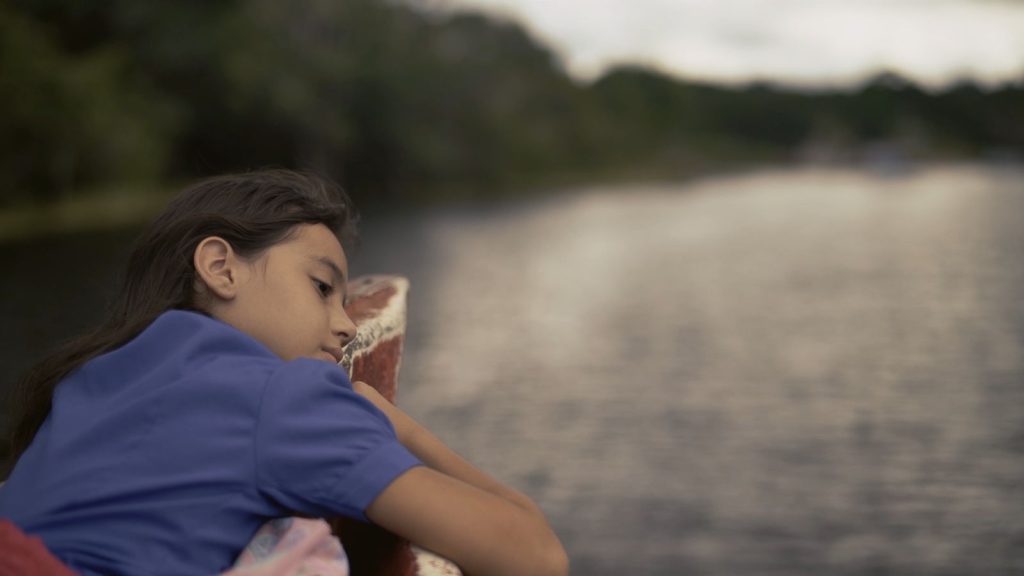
[309,256,346,284]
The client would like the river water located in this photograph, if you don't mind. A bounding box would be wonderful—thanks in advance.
[2,164,1023,574]
[353,164,1024,575]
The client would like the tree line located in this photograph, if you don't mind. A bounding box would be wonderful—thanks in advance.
[2,0,1022,209]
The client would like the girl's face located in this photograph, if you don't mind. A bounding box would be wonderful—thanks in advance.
[210,223,357,364]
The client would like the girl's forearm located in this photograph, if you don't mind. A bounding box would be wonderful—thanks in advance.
[354,381,568,576]
[404,413,543,516]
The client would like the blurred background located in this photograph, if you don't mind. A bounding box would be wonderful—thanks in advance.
[1,0,1023,574]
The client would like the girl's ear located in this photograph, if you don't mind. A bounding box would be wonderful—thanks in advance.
[193,236,244,301]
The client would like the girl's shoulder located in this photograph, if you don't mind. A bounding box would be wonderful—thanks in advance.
[71,309,286,403]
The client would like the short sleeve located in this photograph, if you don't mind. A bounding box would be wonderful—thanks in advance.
[254,359,421,522]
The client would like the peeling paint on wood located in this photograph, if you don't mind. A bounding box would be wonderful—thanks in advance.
[330,275,461,576]
[339,276,408,403]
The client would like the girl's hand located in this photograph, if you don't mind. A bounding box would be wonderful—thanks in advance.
[350,380,568,576]
[350,379,384,403]
[351,380,413,443]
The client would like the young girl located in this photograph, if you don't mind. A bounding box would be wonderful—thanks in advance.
[0,170,568,576]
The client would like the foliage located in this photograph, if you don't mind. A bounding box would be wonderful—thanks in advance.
[0,3,176,204]
[1,0,1021,209]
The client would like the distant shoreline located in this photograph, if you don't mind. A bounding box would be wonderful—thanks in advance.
[0,187,179,244]
[2,158,1017,244]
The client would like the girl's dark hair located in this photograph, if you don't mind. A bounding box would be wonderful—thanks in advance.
[3,169,358,472]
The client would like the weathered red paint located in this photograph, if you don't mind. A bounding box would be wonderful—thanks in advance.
[346,283,398,323]
[330,275,416,576]
[331,275,461,576]
[351,337,404,403]
[338,276,405,403]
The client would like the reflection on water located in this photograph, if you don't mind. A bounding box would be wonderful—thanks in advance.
[2,164,1023,574]
[354,164,1024,575]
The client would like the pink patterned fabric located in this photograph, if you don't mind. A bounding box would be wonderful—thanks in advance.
[223,518,349,576]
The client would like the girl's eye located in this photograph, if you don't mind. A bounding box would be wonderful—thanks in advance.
[314,279,334,297]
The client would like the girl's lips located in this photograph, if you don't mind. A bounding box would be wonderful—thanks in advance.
[322,347,344,363]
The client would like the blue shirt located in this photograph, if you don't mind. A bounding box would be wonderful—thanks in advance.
[0,309,421,575]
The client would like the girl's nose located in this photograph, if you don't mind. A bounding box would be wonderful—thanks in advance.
[334,307,358,347]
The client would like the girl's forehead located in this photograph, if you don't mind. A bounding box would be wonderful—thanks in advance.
[286,224,348,268]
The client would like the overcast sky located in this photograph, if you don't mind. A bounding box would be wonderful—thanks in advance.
[437,0,1024,88]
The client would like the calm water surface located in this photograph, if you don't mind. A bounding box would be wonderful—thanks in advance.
[355,164,1024,575]
[2,164,1023,575]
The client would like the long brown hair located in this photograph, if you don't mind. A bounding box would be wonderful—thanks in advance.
[2,169,358,473]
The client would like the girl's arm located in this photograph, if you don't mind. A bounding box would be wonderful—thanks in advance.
[352,381,569,576]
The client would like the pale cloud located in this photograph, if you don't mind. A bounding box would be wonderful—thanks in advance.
[435,0,1024,87]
